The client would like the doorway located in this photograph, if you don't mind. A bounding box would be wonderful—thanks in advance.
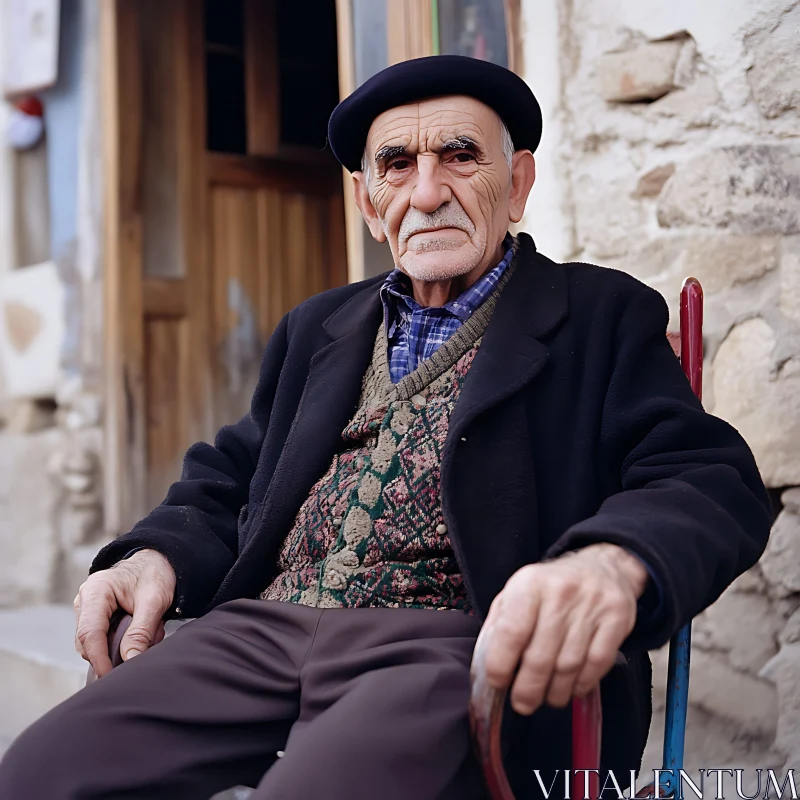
[103,0,348,530]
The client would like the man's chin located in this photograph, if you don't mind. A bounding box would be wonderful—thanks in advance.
[400,249,479,283]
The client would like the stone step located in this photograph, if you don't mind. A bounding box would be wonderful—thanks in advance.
[0,604,86,741]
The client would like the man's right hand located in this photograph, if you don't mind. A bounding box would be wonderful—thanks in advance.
[74,549,176,678]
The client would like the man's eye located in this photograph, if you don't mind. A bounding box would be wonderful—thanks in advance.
[452,152,476,163]
[388,159,411,171]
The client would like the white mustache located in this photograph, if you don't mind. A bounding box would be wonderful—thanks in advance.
[397,201,476,248]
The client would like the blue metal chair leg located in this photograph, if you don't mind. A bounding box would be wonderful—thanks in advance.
[662,624,692,796]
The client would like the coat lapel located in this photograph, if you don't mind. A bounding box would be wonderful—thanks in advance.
[260,285,385,529]
[224,282,384,595]
[447,233,569,443]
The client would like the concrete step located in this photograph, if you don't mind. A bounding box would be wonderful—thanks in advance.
[0,604,86,741]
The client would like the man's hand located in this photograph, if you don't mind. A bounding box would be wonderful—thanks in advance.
[478,543,648,715]
[73,549,176,678]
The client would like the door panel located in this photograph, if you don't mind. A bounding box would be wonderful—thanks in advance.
[210,186,263,427]
[144,317,190,506]
[208,183,347,434]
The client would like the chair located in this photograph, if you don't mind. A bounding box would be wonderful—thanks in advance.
[87,278,705,800]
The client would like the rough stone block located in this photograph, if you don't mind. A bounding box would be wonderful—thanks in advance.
[712,317,800,487]
[0,429,63,606]
[631,164,675,198]
[776,596,800,630]
[648,75,722,126]
[688,649,777,736]
[781,607,800,646]
[760,501,800,596]
[641,705,779,782]
[683,235,779,293]
[619,234,778,295]
[781,485,800,512]
[693,591,779,675]
[574,172,648,259]
[598,40,686,103]
[780,236,800,324]
[760,644,800,765]
[729,564,769,595]
[657,145,800,235]
[647,648,780,775]
[745,3,800,119]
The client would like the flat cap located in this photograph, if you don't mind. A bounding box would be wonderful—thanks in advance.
[328,55,543,173]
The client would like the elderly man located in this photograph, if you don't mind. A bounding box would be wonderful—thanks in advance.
[0,56,771,799]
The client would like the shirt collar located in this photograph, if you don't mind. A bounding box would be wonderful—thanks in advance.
[381,234,515,326]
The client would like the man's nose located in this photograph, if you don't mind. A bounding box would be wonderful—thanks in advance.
[410,156,452,214]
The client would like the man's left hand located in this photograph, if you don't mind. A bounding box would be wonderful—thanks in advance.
[478,543,649,715]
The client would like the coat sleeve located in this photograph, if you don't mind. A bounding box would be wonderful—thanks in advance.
[90,314,291,618]
[545,285,773,651]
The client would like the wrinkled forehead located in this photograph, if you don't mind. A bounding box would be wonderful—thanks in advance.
[365,95,504,158]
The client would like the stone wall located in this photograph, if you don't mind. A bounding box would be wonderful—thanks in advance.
[521,0,800,774]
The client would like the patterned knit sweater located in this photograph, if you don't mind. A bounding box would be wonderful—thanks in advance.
[261,263,515,610]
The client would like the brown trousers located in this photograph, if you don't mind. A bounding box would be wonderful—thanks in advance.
[0,600,487,800]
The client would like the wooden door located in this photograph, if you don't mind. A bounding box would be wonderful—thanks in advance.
[103,0,347,532]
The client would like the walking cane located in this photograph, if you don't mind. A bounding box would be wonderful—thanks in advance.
[470,277,704,800]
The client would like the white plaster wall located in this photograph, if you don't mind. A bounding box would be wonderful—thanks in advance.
[0,4,15,278]
[518,0,573,260]
[0,3,15,414]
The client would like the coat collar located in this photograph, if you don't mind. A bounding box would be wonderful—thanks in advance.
[323,276,385,341]
[445,233,568,440]
[319,231,569,440]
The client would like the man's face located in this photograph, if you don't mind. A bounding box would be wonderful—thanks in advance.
[354,96,522,283]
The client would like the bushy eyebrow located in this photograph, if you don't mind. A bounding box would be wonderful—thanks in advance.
[441,136,483,157]
[372,135,483,171]
[374,144,407,167]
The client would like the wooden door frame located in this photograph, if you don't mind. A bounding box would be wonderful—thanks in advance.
[101,0,145,535]
[334,0,437,285]
[101,0,210,534]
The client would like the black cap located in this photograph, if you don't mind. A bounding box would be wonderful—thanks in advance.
[328,55,543,173]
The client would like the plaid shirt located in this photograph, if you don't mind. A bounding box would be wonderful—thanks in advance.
[381,239,515,384]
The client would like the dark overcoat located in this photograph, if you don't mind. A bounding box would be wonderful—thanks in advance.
[92,233,772,780]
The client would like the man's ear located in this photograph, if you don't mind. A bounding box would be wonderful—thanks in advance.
[352,172,387,243]
[508,151,536,224]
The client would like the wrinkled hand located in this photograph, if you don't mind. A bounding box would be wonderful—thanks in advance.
[74,549,176,678]
[478,543,648,715]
